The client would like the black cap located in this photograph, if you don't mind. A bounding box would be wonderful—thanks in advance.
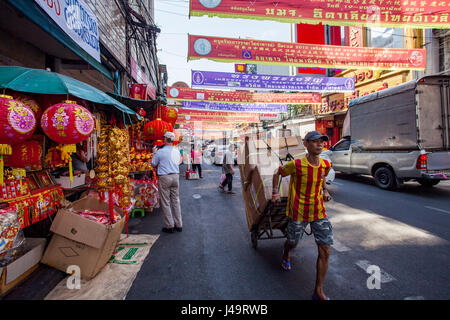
[304,131,329,142]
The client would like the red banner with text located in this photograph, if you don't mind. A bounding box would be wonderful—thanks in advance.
[189,0,450,29]
[188,34,426,71]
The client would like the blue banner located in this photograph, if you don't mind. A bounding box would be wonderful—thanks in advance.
[181,101,288,114]
[192,70,355,92]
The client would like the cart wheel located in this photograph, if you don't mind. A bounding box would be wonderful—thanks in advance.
[251,231,258,249]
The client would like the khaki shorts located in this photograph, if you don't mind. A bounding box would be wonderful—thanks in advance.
[286,217,334,246]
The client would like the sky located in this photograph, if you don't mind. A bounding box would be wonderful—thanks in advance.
[153,0,292,87]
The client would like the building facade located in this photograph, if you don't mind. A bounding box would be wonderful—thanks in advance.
[0,0,163,100]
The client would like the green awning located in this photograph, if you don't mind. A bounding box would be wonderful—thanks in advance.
[7,0,112,80]
[107,92,157,112]
[0,66,142,121]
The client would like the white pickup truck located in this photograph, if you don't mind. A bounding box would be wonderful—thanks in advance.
[323,75,450,190]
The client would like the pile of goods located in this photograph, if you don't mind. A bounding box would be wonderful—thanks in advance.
[45,145,72,169]
[95,126,132,210]
[74,209,121,225]
[131,179,159,210]
[129,147,153,172]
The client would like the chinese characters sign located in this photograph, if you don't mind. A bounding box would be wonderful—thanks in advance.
[191,70,355,92]
[167,86,322,104]
[190,0,450,29]
[188,35,426,71]
[181,101,288,113]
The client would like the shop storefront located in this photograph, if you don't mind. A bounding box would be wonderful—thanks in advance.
[315,69,413,148]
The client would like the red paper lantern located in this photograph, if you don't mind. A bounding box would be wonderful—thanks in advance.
[144,119,173,141]
[4,140,42,169]
[11,93,42,120]
[162,105,178,126]
[0,95,37,184]
[0,95,37,145]
[40,100,95,145]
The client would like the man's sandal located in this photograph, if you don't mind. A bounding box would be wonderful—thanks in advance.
[281,258,291,271]
[312,294,330,300]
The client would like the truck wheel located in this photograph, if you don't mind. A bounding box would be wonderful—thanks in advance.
[374,167,397,190]
[417,179,440,187]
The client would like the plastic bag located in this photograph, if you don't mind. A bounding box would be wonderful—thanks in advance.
[0,208,25,266]
[220,173,226,185]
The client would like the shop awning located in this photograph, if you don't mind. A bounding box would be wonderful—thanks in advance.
[0,66,142,121]
[6,0,112,81]
[106,92,157,113]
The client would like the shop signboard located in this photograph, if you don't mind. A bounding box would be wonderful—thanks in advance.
[34,0,101,63]
[190,0,450,29]
[188,34,427,71]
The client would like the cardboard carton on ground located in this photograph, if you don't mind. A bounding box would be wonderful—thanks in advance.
[41,196,125,280]
[0,238,46,295]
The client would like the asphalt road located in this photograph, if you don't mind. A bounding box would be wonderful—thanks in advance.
[125,164,450,300]
[4,163,448,300]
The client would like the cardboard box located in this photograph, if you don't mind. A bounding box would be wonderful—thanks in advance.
[41,197,125,280]
[54,174,86,189]
[238,136,305,231]
[0,238,46,295]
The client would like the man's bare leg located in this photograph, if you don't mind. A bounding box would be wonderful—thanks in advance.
[314,244,330,299]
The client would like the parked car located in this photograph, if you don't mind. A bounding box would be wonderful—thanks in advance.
[323,75,450,190]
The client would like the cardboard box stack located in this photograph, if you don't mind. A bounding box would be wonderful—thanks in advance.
[238,135,306,231]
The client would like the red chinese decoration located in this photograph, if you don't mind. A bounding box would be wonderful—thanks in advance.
[0,95,37,184]
[138,108,146,118]
[12,93,42,120]
[162,106,178,126]
[4,140,43,170]
[40,100,95,182]
[40,100,95,145]
[144,119,173,141]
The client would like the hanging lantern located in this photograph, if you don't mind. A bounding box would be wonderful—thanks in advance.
[41,100,95,182]
[162,105,178,126]
[0,95,37,185]
[144,118,173,141]
[12,93,42,120]
[4,140,43,170]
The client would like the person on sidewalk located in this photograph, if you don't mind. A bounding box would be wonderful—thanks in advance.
[219,144,235,194]
[272,131,333,300]
[151,131,183,233]
[191,144,203,178]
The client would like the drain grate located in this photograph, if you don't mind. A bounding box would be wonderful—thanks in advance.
[192,194,202,199]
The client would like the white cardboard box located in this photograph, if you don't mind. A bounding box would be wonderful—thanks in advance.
[0,238,46,294]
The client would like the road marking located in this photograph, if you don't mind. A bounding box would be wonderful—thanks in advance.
[355,260,396,283]
[424,206,450,215]
[332,240,351,252]
[332,181,344,186]
[404,296,425,300]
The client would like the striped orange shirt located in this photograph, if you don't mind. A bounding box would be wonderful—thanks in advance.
[279,157,332,222]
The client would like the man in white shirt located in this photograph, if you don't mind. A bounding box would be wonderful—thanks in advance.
[151,131,183,233]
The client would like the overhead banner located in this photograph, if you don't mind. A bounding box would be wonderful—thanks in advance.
[191,70,355,92]
[177,109,260,123]
[34,0,101,62]
[189,0,450,29]
[188,34,427,71]
[178,122,237,130]
[182,101,288,113]
[167,86,322,104]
